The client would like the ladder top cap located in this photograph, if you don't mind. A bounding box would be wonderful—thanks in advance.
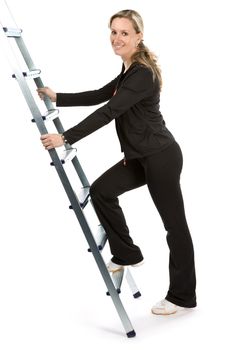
[3,27,23,37]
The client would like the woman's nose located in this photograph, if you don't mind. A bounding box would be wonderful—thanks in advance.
[114,35,122,44]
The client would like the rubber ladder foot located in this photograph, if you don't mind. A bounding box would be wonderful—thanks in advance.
[127,330,136,338]
[133,291,142,298]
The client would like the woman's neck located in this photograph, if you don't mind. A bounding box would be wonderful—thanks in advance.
[123,59,132,72]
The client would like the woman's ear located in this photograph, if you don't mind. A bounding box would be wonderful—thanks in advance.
[137,32,143,45]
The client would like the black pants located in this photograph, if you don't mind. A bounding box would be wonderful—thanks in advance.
[90,142,196,308]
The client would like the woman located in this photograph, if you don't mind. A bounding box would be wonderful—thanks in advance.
[37,9,196,315]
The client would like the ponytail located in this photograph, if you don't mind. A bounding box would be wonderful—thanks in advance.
[131,41,162,89]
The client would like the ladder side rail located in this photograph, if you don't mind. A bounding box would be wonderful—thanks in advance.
[71,156,90,187]
[15,36,36,70]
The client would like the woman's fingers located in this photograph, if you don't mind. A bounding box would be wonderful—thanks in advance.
[37,87,56,102]
[37,87,48,100]
[40,134,64,150]
[40,134,52,149]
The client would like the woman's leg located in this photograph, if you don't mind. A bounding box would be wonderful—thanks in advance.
[140,142,196,308]
[90,159,145,265]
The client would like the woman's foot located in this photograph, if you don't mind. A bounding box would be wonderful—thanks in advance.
[131,260,144,268]
[151,299,184,315]
[106,260,124,273]
[106,259,144,272]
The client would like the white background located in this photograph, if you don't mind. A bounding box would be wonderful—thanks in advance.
[0,0,227,349]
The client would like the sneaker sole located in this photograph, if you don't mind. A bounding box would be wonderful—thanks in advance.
[151,309,178,315]
[131,260,144,268]
[151,306,184,316]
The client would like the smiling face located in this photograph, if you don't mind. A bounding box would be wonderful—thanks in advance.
[110,17,142,64]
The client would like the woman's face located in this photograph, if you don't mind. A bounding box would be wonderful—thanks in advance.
[110,17,142,62]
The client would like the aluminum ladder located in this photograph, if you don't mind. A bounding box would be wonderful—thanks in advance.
[0,1,141,338]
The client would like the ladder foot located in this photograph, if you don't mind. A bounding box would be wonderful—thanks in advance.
[133,291,142,298]
[126,330,136,338]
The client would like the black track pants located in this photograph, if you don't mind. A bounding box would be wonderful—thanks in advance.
[90,142,196,308]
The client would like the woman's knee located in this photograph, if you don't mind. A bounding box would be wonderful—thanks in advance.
[90,180,100,200]
[90,178,115,201]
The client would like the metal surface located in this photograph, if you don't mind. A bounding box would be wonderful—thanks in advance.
[126,269,141,298]
[0,6,139,336]
[3,26,22,37]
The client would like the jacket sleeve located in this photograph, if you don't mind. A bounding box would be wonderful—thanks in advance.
[56,75,120,107]
[63,66,154,145]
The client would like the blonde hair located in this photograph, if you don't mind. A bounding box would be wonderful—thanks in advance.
[109,9,162,89]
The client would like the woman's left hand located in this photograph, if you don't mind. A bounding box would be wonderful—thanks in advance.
[40,134,64,150]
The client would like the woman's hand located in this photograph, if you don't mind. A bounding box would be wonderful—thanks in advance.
[37,87,57,102]
[40,134,64,150]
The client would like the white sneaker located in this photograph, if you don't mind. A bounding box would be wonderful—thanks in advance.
[151,299,184,315]
[131,260,144,268]
[106,261,124,273]
[107,259,144,273]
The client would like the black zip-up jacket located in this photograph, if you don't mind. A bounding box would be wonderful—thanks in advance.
[57,62,175,160]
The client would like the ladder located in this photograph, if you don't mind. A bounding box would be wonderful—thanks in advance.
[0,1,141,338]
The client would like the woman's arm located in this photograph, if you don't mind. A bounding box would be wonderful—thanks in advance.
[56,75,120,107]
[40,66,155,149]
[37,75,120,107]
[63,66,155,144]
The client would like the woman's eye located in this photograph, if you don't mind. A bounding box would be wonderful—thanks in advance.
[111,30,128,36]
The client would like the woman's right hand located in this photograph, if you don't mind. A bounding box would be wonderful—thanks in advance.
[37,87,57,102]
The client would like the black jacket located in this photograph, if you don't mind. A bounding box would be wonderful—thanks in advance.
[57,62,175,159]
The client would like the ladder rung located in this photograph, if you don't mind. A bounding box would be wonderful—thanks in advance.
[31,109,59,122]
[12,69,41,79]
[60,148,77,164]
[77,186,90,208]
[43,109,59,121]
[88,224,107,251]
[50,148,77,166]
[3,27,22,37]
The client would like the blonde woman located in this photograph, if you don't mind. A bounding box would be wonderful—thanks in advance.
[38,9,196,315]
